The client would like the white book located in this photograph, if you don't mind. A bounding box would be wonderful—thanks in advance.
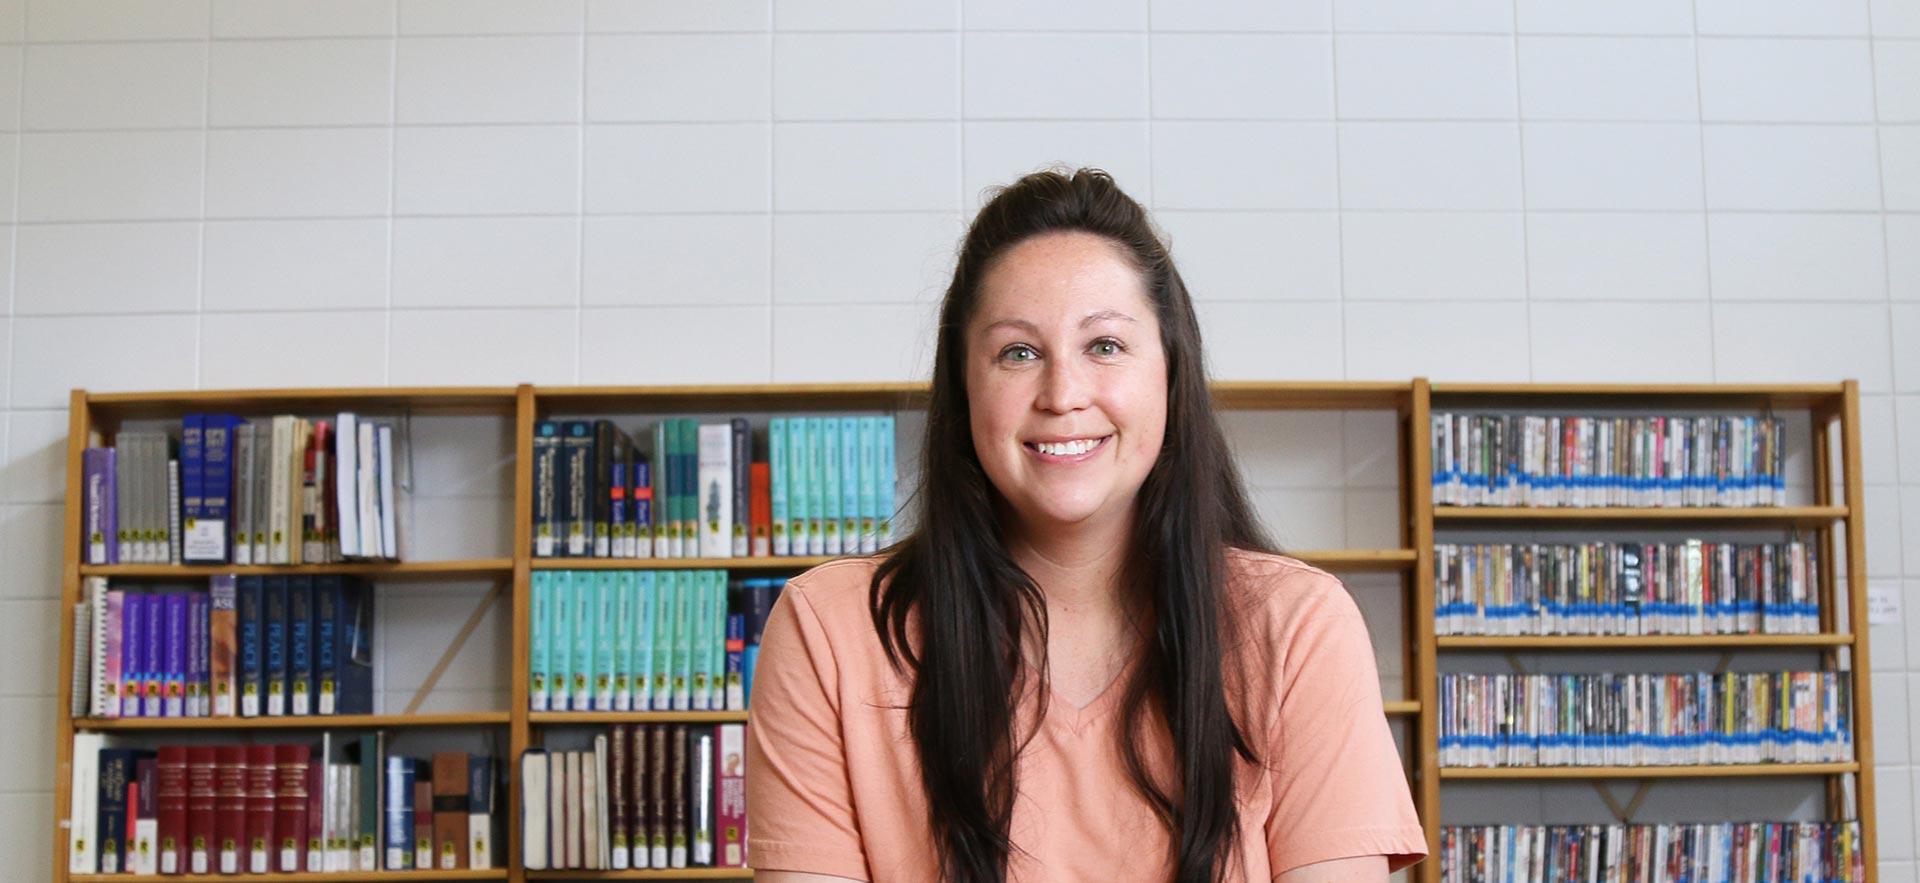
[521,751,549,870]
[565,752,583,870]
[697,423,733,558]
[594,734,611,869]
[137,434,156,564]
[582,747,601,869]
[133,811,158,874]
[86,578,111,717]
[378,423,398,560]
[334,413,360,558]
[358,421,379,559]
[268,417,293,564]
[68,732,106,873]
[548,752,566,870]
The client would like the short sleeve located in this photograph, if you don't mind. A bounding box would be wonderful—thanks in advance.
[1263,580,1428,877]
[745,583,872,880]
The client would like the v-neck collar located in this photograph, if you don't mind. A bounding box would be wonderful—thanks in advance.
[1023,654,1136,737]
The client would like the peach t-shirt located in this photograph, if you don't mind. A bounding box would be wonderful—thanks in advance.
[745,548,1427,881]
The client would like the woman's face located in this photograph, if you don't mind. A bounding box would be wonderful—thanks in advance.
[964,230,1168,540]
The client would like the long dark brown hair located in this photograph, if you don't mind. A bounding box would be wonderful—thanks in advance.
[870,168,1278,882]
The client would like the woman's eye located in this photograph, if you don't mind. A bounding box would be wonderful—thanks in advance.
[1091,339,1124,357]
[1002,344,1037,362]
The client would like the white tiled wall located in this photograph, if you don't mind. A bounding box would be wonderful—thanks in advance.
[5,0,1919,878]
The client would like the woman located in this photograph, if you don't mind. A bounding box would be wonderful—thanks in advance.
[745,168,1426,882]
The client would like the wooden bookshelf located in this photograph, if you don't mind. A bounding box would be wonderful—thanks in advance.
[50,380,1882,883]
[74,872,508,882]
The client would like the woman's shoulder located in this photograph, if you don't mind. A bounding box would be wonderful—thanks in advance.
[778,553,891,628]
[1220,546,1366,638]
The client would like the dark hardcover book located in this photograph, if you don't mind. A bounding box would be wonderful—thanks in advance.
[724,613,745,711]
[133,755,158,874]
[198,414,239,563]
[384,755,414,870]
[179,414,205,561]
[593,419,615,557]
[163,592,187,717]
[749,461,770,557]
[633,453,653,558]
[244,744,276,873]
[186,746,218,874]
[630,723,649,868]
[187,592,209,717]
[533,420,560,557]
[303,759,324,871]
[263,575,289,716]
[563,421,595,557]
[432,751,470,869]
[287,576,314,715]
[468,755,496,869]
[412,760,433,870]
[313,575,341,715]
[275,744,309,872]
[157,745,189,875]
[336,578,375,715]
[730,419,750,557]
[96,748,141,873]
[677,419,697,557]
[609,724,629,868]
[350,734,382,869]
[669,723,688,867]
[237,578,264,718]
[213,745,246,873]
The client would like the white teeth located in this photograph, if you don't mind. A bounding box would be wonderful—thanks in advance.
[1036,437,1101,456]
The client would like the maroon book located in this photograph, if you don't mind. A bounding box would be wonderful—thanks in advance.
[244,744,277,873]
[186,746,218,874]
[274,745,309,871]
[610,725,629,868]
[304,760,325,872]
[213,746,248,874]
[156,746,189,875]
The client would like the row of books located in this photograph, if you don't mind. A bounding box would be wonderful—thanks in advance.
[1438,671,1853,768]
[520,723,746,871]
[532,415,897,559]
[1434,540,1823,637]
[1431,413,1787,507]
[530,570,783,713]
[1439,821,1864,883]
[83,412,402,565]
[66,733,500,877]
[74,576,375,720]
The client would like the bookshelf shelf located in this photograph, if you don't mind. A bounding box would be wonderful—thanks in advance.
[1439,762,1859,781]
[79,558,514,580]
[74,872,509,882]
[75,712,510,731]
[524,871,754,880]
[529,711,750,725]
[1431,505,1847,526]
[1384,700,1420,716]
[1435,634,1854,651]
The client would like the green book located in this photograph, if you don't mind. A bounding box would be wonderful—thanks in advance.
[691,569,713,711]
[572,569,594,711]
[671,569,692,710]
[613,570,634,711]
[594,570,616,710]
[769,418,789,556]
[652,569,674,710]
[680,418,699,558]
[550,570,572,713]
[530,571,551,711]
[652,420,671,557]
[788,417,809,556]
[633,570,655,711]
[805,417,825,555]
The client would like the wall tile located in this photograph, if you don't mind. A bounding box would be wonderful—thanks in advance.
[1529,301,1716,382]
[773,122,958,211]
[206,128,391,218]
[1155,211,1341,301]
[968,0,1144,31]
[18,131,202,222]
[1697,38,1877,123]
[27,0,208,40]
[774,0,955,31]
[775,33,956,121]
[772,303,932,381]
[1151,35,1333,120]
[1337,36,1516,120]
[398,36,581,124]
[1881,41,1920,124]
[1341,212,1526,301]
[0,504,60,599]
[586,35,770,122]
[588,0,768,32]
[1344,301,1531,381]
[1895,216,1920,302]
[204,219,389,311]
[212,0,396,37]
[962,121,1150,208]
[23,42,205,131]
[579,306,771,383]
[0,410,62,504]
[1526,212,1708,301]
[1712,302,1893,391]
[1198,300,1346,380]
[1339,122,1522,210]
[1874,0,1920,37]
[1514,0,1694,35]
[391,217,580,307]
[964,34,1145,120]
[1523,123,1702,210]
[585,123,768,213]
[773,212,961,304]
[15,222,199,315]
[11,315,197,407]
[209,39,393,126]
[583,214,770,306]
[388,308,577,384]
[1886,126,1920,212]
[200,310,388,388]
[395,126,579,216]
[1707,214,1887,301]
[1152,122,1337,209]
[1516,37,1698,121]
[399,0,584,34]
[1702,125,1882,211]
[1695,0,1871,36]
[1150,0,1328,31]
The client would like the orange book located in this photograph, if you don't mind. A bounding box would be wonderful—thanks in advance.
[431,752,469,869]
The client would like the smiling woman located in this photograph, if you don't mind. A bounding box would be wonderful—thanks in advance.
[744,169,1427,883]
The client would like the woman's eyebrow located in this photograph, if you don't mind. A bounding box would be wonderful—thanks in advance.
[980,311,1137,335]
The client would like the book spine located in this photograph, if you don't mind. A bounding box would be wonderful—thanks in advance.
[595,571,617,710]
[264,576,288,716]
[233,421,253,565]
[804,418,825,555]
[253,421,273,564]
[609,725,630,869]
[337,579,374,715]
[356,421,378,559]
[858,416,878,554]
[276,745,310,872]
[303,760,323,872]
[689,571,711,712]
[288,576,314,715]
[769,419,788,556]
[355,735,381,870]
[717,723,748,866]
[84,448,107,563]
[313,576,339,715]
[157,746,188,875]
[594,420,614,557]
[839,416,859,556]
[697,422,732,559]
[202,415,236,563]
[563,421,593,557]
[652,571,673,711]
[215,746,249,874]
[468,756,495,870]
[731,418,750,557]
[245,745,276,873]
[112,439,132,563]
[879,415,896,546]
[611,457,628,559]
[96,583,119,718]
[162,593,186,717]
[669,724,688,868]
[132,756,158,874]
[633,571,656,712]
[269,416,292,563]
[143,591,165,717]
[97,749,134,873]
[613,570,634,712]
[209,575,237,715]
[533,420,558,556]
[680,419,698,558]
[180,415,204,564]
[671,572,691,711]
[633,454,653,559]
[530,571,550,711]
[572,569,595,712]
[651,421,670,558]
[376,423,397,559]
[433,751,470,870]
[648,723,668,868]
[186,591,209,717]
[186,746,216,873]
[689,725,714,866]
[121,593,144,717]
[725,612,745,711]
[708,571,727,711]
[750,461,770,558]
[821,416,840,555]
[413,761,434,870]
[167,455,182,564]
[334,414,360,558]
[385,755,414,870]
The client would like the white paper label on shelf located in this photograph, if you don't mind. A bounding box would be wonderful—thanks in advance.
[1868,581,1902,625]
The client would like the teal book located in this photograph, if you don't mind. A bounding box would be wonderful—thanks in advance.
[652,420,672,558]
[530,571,551,712]
[613,570,634,712]
[690,570,713,711]
[805,418,826,556]
[788,418,810,557]
[550,570,572,713]
[572,569,595,712]
[710,569,729,710]
[652,570,674,710]
[678,419,698,559]
[594,571,616,710]
[821,416,841,555]
[769,418,789,556]
[879,416,896,546]
[858,417,879,555]
[671,570,692,710]
[840,416,860,555]
[633,571,655,711]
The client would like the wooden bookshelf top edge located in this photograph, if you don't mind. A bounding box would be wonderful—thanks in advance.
[530,711,750,724]
[76,712,511,730]
[1436,634,1854,650]
[1440,762,1858,780]
[1429,382,1844,408]
[1383,700,1420,715]
[74,872,509,882]
[83,386,519,418]
[80,559,513,579]
[1432,505,1846,524]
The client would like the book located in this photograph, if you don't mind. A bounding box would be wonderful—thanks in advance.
[157,746,188,875]
[385,755,414,870]
[469,756,496,870]
[531,570,551,711]
[769,418,789,556]
[433,751,469,870]
[731,418,751,557]
[275,744,309,872]
[521,749,549,871]
[687,725,714,866]
[534,420,560,557]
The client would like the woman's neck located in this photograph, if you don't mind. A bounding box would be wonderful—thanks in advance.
[1006,507,1134,615]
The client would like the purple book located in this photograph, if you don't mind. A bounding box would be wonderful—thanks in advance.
[84,448,118,564]
[143,593,165,717]
[164,593,187,717]
[122,593,145,717]
[187,592,209,718]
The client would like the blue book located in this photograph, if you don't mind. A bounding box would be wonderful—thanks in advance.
[573,568,595,711]
[162,592,186,717]
[769,418,788,556]
[96,748,147,872]
[197,414,239,563]
[857,417,879,554]
[335,579,375,715]
[384,755,414,870]
[187,591,209,717]
[179,415,205,560]
[878,416,896,547]
[550,570,572,712]
[820,417,841,555]
[313,576,341,715]
[121,593,145,718]
[634,570,656,711]
[263,576,289,716]
[839,416,860,555]
[143,592,165,718]
[236,577,263,717]
[288,576,314,715]
[710,570,728,711]
[530,571,551,712]
[613,570,634,711]
[595,571,616,710]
